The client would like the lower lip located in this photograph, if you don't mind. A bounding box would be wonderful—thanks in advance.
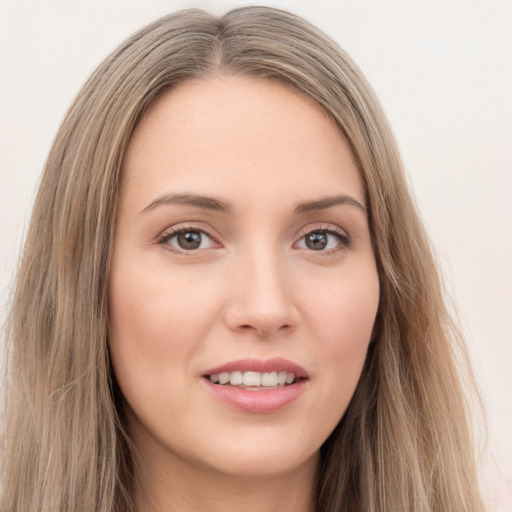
[202,378,308,414]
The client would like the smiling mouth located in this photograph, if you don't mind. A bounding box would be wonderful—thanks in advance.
[202,360,309,412]
[205,371,305,390]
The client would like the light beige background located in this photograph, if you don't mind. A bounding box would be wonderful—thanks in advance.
[1,1,511,510]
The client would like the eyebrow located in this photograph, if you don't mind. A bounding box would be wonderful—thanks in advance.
[141,192,233,214]
[141,192,366,215]
[294,195,366,214]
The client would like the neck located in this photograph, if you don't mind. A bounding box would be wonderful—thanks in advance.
[131,440,318,512]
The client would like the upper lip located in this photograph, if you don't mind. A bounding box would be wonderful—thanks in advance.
[202,357,308,378]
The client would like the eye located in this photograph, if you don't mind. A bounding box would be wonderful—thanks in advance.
[295,228,350,252]
[160,228,218,252]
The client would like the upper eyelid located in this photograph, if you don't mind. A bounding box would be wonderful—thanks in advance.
[157,223,220,242]
[294,222,349,239]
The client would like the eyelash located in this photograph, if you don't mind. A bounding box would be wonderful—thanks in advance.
[294,225,351,253]
[157,224,351,255]
[157,225,220,255]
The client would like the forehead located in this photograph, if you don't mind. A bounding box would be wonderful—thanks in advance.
[122,74,364,213]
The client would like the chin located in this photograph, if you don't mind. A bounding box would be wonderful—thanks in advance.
[201,445,319,480]
[176,424,323,480]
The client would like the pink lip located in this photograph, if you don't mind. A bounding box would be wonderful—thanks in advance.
[201,358,309,414]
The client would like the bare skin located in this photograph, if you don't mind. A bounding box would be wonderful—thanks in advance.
[109,74,379,512]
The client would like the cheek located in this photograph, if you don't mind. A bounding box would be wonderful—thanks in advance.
[303,266,379,415]
[108,260,222,407]
[305,264,379,344]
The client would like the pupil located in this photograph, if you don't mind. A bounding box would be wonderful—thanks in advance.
[306,232,327,250]
[178,231,201,250]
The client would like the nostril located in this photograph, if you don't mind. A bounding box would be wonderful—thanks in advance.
[238,324,279,336]
[255,323,293,337]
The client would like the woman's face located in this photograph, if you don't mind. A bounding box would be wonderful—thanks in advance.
[109,75,379,480]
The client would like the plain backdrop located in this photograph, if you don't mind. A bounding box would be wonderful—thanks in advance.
[0,1,511,510]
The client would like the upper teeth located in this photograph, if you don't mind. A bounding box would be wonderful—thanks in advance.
[209,371,295,387]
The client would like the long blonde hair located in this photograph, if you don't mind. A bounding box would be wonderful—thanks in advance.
[1,6,484,511]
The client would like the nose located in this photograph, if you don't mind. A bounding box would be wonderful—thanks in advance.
[224,248,300,338]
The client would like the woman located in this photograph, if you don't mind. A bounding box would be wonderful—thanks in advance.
[1,6,484,512]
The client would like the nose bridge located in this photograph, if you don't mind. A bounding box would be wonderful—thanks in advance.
[225,238,298,336]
